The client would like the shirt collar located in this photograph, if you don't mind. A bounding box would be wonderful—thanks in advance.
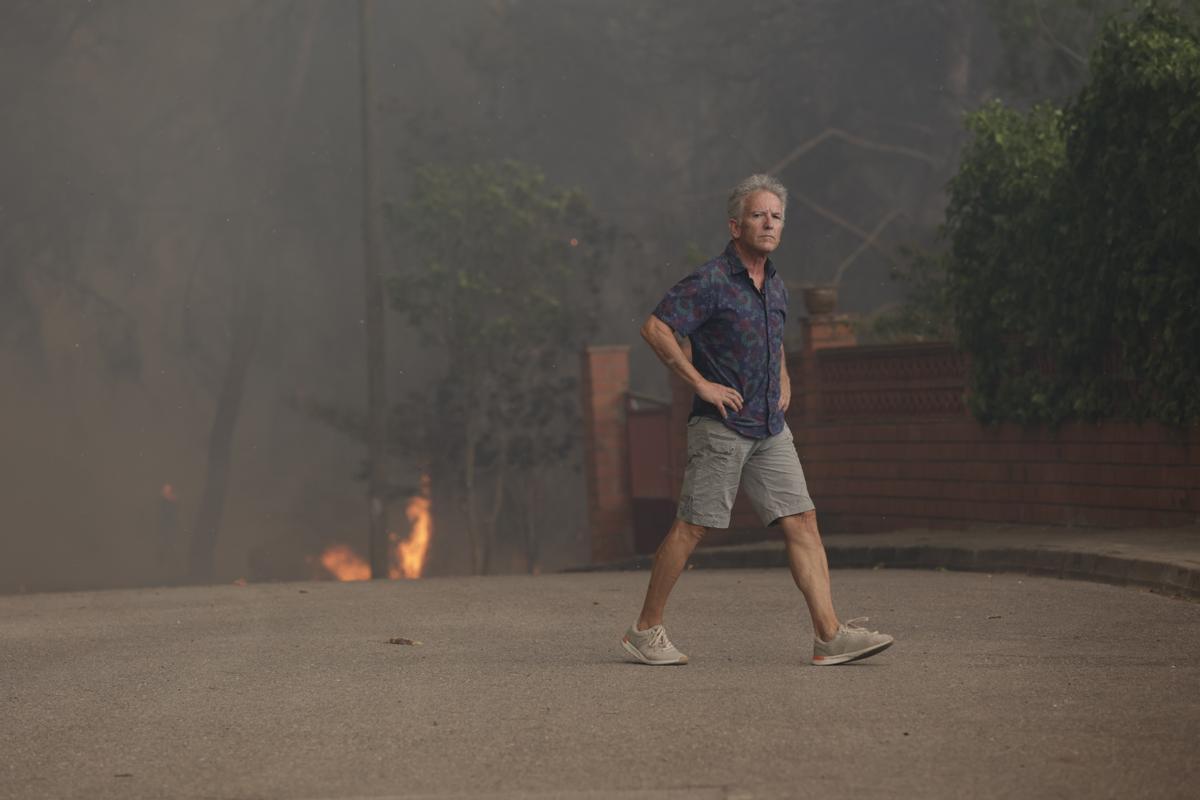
[723,240,776,279]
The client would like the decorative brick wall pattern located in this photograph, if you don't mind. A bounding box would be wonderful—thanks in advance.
[814,343,968,420]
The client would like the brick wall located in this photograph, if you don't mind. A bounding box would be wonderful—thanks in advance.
[791,418,1200,532]
[586,324,1199,562]
[672,322,1200,537]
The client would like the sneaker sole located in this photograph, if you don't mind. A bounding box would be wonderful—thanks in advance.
[811,639,893,666]
[621,638,689,666]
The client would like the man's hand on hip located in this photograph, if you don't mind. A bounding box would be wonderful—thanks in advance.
[696,380,743,418]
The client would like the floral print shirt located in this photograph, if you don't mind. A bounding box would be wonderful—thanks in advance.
[653,241,787,439]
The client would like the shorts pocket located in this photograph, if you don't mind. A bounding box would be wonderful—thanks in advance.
[696,420,737,456]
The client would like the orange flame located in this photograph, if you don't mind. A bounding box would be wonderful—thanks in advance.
[319,544,371,582]
[313,476,431,582]
[389,474,432,579]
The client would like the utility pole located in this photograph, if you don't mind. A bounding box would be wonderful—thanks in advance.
[359,0,389,579]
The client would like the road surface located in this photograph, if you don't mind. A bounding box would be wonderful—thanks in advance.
[2,568,1197,799]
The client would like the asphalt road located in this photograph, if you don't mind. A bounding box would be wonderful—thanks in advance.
[2,569,1198,799]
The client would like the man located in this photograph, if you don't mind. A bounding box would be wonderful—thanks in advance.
[621,174,894,667]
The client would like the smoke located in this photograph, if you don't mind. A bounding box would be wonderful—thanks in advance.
[2,1,1027,592]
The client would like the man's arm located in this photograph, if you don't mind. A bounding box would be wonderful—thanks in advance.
[641,315,743,418]
[779,343,791,412]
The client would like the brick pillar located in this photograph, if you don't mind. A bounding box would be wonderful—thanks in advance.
[581,346,634,563]
[804,314,857,351]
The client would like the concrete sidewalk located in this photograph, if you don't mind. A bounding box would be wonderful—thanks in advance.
[584,523,1200,599]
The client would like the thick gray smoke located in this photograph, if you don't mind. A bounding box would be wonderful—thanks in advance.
[0,0,1108,592]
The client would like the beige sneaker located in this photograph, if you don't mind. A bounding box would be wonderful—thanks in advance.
[812,617,894,665]
[622,623,689,665]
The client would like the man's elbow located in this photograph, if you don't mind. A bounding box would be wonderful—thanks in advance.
[640,315,663,342]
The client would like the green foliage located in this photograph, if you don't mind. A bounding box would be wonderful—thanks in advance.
[856,245,955,344]
[1066,1,1200,424]
[947,3,1200,426]
[388,159,615,472]
[946,101,1072,423]
[386,160,616,572]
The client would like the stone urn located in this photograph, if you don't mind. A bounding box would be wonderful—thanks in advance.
[801,285,838,316]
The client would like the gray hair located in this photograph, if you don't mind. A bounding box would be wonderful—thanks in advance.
[727,174,788,220]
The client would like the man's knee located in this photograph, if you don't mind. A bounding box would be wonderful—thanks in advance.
[779,510,820,543]
[670,518,708,544]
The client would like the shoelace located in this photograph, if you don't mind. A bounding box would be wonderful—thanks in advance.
[842,616,878,634]
[647,626,672,650]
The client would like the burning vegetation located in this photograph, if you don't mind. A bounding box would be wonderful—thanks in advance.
[390,474,432,579]
[313,475,432,581]
[317,544,372,582]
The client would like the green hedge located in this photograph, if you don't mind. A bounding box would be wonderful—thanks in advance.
[946,3,1200,426]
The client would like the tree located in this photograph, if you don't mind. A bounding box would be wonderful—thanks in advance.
[945,102,1069,422]
[1061,1,1200,424]
[358,0,391,580]
[187,2,321,582]
[388,161,614,574]
[0,1,147,375]
[0,2,325,583]
[945,3,1200,426]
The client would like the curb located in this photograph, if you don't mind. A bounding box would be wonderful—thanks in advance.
[578,541,1200,600]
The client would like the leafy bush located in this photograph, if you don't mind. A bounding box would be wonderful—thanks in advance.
[946,3,1200,426]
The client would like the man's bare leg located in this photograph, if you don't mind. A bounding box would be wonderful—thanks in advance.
[635,517,706,631]
[778,511,840,641]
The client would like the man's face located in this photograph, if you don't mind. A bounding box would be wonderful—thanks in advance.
[729,190,785,256]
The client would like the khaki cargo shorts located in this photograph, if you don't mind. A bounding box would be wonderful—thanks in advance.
[677,416,816,529]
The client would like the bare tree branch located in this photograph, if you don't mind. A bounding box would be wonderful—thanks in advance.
[766,126,940,175]
[790,193,899,268]
[1034,1,1088,66]
[832,208,903,285]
